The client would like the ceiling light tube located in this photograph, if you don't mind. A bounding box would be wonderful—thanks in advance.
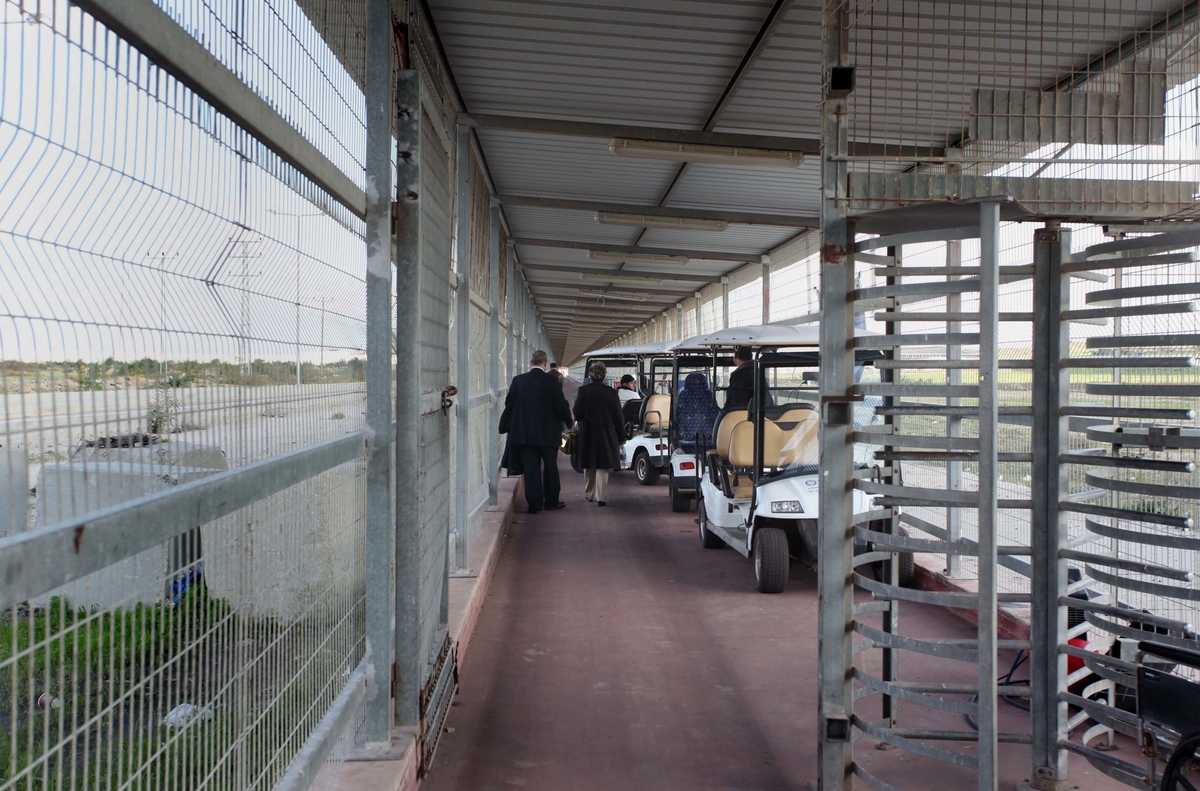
[587,250,689,265]
[609,138,805,169]
[581,272,663,285]
[578,290,648,302]
[595,212,728,232]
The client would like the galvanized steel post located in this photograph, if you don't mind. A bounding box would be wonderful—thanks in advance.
[762,258,771,324]
[452,123,472,573]
[363,0,394,746]
[976,197,1002,791]
[945,239,964,577]
[722,278,730,329]
[488,200,501,504]
[507,240,517,385]
[393,68,423,728]
[818,5,853,787]
[1028,225,1072,790]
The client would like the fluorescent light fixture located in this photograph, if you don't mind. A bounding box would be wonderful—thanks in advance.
[578,290,648,302]
[609,137,805,169]
[580,273,663,286]
[587,250,689,265]
[595,212,728,232]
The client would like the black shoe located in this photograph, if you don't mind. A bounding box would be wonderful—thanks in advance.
[598,501,607,507]
[545,501,567,511]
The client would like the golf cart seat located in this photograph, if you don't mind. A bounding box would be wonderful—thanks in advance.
[730,420,802,469]
[621,398,644,427]
[713,410,749,461]
[643,393,671,433]
[675,373,721,452]
[774,410,820,468]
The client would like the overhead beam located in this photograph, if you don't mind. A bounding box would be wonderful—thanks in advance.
[521,263,724,283]
[73,0,367,219]
[499,194,817,229]
[465,113,942,160]
[515,237,761,263]
[529,283,687,298]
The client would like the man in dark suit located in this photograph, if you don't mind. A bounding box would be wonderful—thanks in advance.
[725,345,773,412]
[500,349,575,514]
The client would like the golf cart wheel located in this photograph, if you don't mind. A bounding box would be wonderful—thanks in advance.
[670,483,690,513]
[634,452,660,486]
[753,527,789,594]
[698,500,724,549]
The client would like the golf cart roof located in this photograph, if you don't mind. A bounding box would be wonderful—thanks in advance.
[690,324,880,348]
[584,340,681,357]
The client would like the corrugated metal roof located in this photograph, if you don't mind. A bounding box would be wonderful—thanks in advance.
[666,160,822,214]
[477,130,680,202]
[502,207,642,245]
[639,224,797,253]
[428,0,776,127]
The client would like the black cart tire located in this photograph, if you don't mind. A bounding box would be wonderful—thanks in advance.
[753,527,789,594]
[634,452,660,486]
[670,483,691,512]
[869,524,916,588]
[698,500,725,549]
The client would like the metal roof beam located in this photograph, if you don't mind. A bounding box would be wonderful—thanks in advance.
[529,283,686,297]
[464,113,818,154]
[515,237,762,263]
[522,263,723,283]
[500,195,815,228]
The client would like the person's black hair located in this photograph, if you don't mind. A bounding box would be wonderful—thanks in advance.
[550,362,558,369]
[734,345,753,362]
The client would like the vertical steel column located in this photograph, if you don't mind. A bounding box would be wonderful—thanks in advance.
[1028,225,1072,790]
[393,68,423,728]
[762,258,771,324]
[818,5,853,788]
[488,200,501,504]
[695,291,704,333]
[880,245,899,728]
[976,198,1002,791]
[676,303,684,340]
[507,240,516,386]
[452,124,471,573]
[946,239,963,577]
[722,278,730,329]
[363,0,394,745]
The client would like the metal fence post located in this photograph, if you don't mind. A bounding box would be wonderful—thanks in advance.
[762,257,771,324]
[722,278,730,329]
[507,240,516,385]
[452,123,472,574]
[945,239,963,577]
[363,0,394,746]
[393,67,422,728]
[818,6,854,787]
[1028,224,1072,790]
[977,197,1002,791]
[488,200,501,504]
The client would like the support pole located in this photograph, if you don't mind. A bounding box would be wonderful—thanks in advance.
[488,200,501,505]
[363,0,394,745]
[722,279,730,329]
[946,239,963,577]
[507,240,516,386]
[818,6,854,788]
[1028,225,1072,790]
[393,68,423,728]
[762,258,771,324]
[452,124,472,573]
[976,198,1002,791]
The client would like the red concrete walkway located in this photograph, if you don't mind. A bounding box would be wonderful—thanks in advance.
[423,462,1130,791]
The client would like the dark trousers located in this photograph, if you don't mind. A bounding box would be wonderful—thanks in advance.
[518,445,560,512]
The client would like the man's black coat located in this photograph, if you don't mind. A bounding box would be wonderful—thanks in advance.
[499,367,574,448]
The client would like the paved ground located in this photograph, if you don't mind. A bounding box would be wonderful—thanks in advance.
[423,461,1131,791]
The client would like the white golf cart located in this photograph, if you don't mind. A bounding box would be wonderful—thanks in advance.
[579,341,679,482]
[693,324,914,593]
[662,339,736,513]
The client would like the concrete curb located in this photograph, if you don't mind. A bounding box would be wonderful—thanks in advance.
[913,555,1032,641]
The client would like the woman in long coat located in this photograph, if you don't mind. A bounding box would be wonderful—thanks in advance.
[572,361,626,506]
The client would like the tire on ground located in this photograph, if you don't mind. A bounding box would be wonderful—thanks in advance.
[698,500,725,549]
[634,452,661,486]
[753,527,789,594]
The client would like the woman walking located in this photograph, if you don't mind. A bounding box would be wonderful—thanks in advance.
[572,361,626,506]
